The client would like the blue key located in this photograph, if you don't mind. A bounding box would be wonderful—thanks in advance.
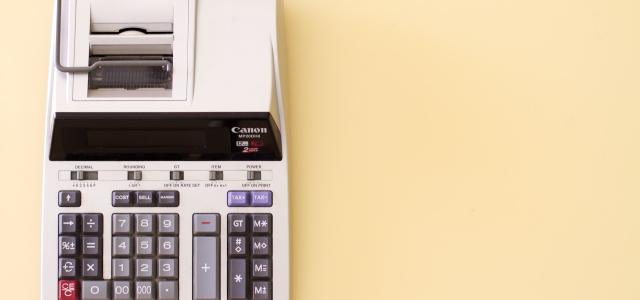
[250,191,273,207]
[227,191,250,207]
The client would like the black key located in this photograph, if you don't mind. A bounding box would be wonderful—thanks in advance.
[252,281,272,300]
[228,236,247,257]
[58,190,81,207]
[228,214,248,235]
[59,214,79,235]
[81,258,102,279]
[82,236,102,256]
[58,258,77,278]
[251,214,272,234]
[112,191,133,207]
[228,259,247,300]
[58,236,78,257]
[135,191,155,207]
[82,214,103,235]
[252,259,271,279]
[251,237,271,257]
[157,191,180,207]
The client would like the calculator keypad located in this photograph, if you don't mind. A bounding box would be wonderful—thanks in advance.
[228,213,273,300]
[58,213,104,299]
[56,189,276,300]
[112,213,180,299]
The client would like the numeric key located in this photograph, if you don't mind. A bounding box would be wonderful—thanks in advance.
[112,281,133,300]
[158,259,178,279]
[112,259,132,279]
[135,236,155,256]
[158,237,178,257]
[112,236,132,257]
[81,280,110,300]
[135,259,155,279]
[158,214,179,235]
[112,214,133,235]
[135,214,155,235]
[135,281,155,300]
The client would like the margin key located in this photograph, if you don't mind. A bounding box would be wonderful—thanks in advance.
[193,236,220,300]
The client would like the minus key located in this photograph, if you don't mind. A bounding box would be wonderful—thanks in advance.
[193,214,220,236]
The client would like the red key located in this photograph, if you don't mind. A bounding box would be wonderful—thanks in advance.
[58,280,79,300]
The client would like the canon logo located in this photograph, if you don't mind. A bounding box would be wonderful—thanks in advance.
[231,127,268,134]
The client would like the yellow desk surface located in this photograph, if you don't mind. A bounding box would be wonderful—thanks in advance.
[2,0,640,299]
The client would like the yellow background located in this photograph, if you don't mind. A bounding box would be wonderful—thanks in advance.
[1,0,640,299]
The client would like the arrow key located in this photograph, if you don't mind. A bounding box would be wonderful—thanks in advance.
[58,190,81,207]
[59,214,79,235]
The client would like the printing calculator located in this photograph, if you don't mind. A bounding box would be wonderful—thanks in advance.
[41,1,289,299]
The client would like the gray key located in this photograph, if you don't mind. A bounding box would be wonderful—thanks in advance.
[252,236,271,256]
[58,190,81,207]
[193,236,220,300]
[158,280,178,300]
[112,214,133,235]
[136,236,155,256]
[82,214,103,235]
[158,236,178,257]
[135,214,155,235]
[228,236,246,257]
[82,258,101,278]
[58,258,77,278]
[135,191,155,207]
[252,259,272,278]
[112,281,133,300]
[82,236,101,256]
[112,236,132,257]
[135,281,155,300]
[251,214,272,234]
[227,214,248,234]
[58,214,79,234]
[58,236,78,257]
[112,258,132,279]
[135,258,155,279]
[228,259,247,300]
[81,280,111,300]
[252,281,272,300]
[158,258,178,279]
[112,191,133,207]
[158,214,179,235]
[193,214,220,235]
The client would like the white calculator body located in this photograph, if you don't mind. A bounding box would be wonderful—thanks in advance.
[41,1,289,300]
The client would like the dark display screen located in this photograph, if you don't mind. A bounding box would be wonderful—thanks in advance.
[50,112,282,161]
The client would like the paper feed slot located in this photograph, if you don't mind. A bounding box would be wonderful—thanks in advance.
[61,0,189,100]
[87,31,174,92]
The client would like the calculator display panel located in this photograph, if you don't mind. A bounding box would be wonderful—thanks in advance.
[50,113,283,161]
